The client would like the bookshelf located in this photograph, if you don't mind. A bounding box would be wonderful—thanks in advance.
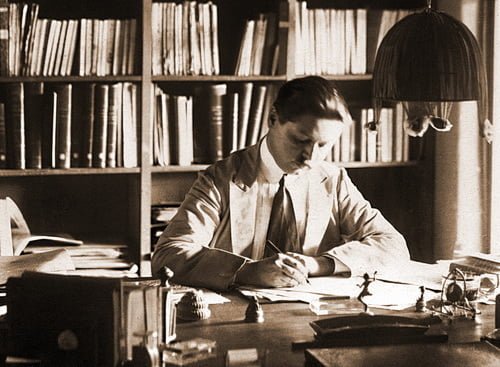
[0,0,435,276]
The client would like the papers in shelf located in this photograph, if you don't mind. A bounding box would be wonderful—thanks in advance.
[0,249,75,285]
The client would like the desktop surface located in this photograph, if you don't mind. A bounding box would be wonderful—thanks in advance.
[176,293,497,367]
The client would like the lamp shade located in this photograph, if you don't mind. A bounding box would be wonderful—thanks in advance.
[372,6,491,140]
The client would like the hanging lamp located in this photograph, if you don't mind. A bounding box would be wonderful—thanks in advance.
[371,0,492,142]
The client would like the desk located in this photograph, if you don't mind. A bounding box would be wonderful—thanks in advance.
[176,294,496,367]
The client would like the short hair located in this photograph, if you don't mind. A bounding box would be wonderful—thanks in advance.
[273,76,352,124]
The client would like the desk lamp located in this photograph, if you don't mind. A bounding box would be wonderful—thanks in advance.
[372,0,492,142]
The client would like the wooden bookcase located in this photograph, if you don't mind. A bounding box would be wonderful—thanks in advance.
[0,0,435,276]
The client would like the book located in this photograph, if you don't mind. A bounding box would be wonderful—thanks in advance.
[54,83,72,169]
[24,82,44,169]
[4,82,25,169]
[70,83,91,167]
[276,0,289,75]
[92,84,109,168]
[41,91,57,168]
[0,1,8,76]
[209,2,220,75]
[0,103,6,168]
[52,19,68,76]
[235,20,255,76]
[246,85,267,146]
[237,82,254,149]
[126,19,137,75]
[224,92,239,156]
[261,13,278,75]
[250,14,267,75]
[121,82,138,168]
[188,1,201,75]
[208,84,226,162]
[106,83,122,168]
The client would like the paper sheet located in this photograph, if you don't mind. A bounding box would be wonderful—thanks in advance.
[239,264,445,310]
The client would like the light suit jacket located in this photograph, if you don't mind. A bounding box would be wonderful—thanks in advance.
[152,141,410,290]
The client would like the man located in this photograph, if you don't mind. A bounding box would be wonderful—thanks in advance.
[152,76,410,290]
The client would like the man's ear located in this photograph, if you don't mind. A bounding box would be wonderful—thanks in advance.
[269,107,278,127]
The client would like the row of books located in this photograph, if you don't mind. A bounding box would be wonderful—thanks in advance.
[294,3,412,75]
[0,82,139,170]
[234,13,278,76]
[152,82,277,166]
[151,1,219,76]
[0,2,137,76]
[329,105,410,164]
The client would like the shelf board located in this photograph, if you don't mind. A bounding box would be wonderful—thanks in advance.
[151,161,418,173]
[296,74,373,81]
[0,167,140,177]
[342,161,418,168]
[151,165,209,173]
[0,76,142,83]
[152,75,287,82]
[152,74,373,82]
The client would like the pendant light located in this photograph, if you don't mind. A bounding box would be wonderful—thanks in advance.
[371,0,492,142]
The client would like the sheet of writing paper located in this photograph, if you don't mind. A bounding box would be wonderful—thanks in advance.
[375,260,448,291]
[239,275,439,310]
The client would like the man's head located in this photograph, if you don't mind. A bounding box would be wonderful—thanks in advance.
[267,76,352,174]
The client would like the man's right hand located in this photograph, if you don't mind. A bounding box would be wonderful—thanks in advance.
[234,253,309,288]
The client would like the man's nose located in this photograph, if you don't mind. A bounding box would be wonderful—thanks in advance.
[302,143,320,160]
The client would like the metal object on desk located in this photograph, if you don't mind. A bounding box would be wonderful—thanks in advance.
[158,266,177,343]
[245,296,265,323]
[431,268,477,320]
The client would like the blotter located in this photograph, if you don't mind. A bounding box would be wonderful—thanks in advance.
[304,341,500,367]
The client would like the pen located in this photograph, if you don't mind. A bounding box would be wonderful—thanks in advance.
[266,240,311,285]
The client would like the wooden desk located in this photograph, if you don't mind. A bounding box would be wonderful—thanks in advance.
[176,294,496,367]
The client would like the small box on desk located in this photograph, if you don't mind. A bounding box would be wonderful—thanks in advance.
[6,272,176,366]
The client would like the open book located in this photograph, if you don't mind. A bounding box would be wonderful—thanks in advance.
[0,197,83,256]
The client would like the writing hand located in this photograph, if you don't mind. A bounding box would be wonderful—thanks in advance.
[286,253,335,277]
[235,253,309,288]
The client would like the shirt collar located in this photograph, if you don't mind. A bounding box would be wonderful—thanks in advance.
[260,136,285,184]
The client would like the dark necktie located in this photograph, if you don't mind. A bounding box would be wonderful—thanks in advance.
[265,175,299,255]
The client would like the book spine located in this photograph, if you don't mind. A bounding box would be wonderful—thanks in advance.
[92,84,109,168]
[237,82,253,149]
[4,82,25,169]
[0,2,8,76]
[106,83,121,168]
[24,82,44,169]
[41,91,57,168]
[208,84,226,162]
[276,1,289,76]
[121,82,137,168]
[79,83,95,168]
[55,83,72,169]
[246,85,267,146]
[0,102,6,168]
[223,92,238,156]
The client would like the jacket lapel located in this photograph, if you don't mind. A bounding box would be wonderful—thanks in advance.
[229,142,261,256]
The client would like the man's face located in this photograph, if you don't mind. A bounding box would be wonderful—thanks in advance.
[267,114,345,174]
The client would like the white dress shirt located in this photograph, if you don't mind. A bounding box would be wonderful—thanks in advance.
[251,137,309,259]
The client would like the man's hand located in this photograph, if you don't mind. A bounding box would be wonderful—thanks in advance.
[285,253,335,277]
[235,253,309,288]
